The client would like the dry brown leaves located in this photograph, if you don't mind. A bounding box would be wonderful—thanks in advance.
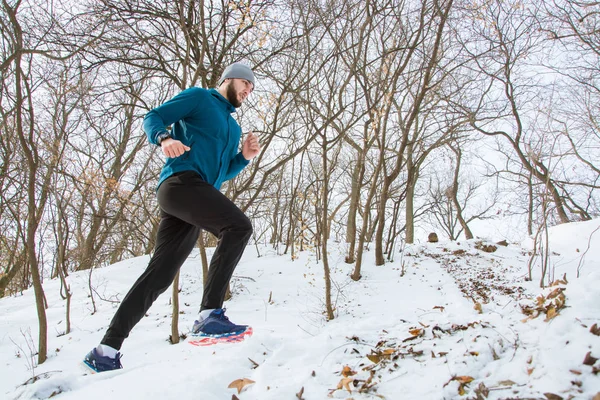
[443,375,474,396]
[329,366,381,398]
[521,286,567,322]
[583,351,598,366]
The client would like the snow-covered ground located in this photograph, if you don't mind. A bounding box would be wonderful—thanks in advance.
[1,221,599,399]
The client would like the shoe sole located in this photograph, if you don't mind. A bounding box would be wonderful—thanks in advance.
[189,326,253,347]
[82,360,97,374]
[81,359,124,374]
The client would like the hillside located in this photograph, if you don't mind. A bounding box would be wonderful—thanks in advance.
[1,221,599,400]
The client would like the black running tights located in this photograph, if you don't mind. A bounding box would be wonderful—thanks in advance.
[101,171,252,350]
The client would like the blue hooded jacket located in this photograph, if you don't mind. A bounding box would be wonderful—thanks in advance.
[143,87,249,190]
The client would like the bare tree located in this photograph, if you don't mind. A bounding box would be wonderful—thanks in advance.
[0,0,89,364]
[454,0,577,226]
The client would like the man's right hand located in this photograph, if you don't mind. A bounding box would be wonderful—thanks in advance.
[161,138,191,158]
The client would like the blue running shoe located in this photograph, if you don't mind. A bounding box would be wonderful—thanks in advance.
[192,308,247,337]
[83,348,123,373]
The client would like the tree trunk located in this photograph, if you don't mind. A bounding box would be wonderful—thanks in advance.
[405,178,416,244]
[171,271,180,344]
[321,143,334,320]
[345,151,364,263]
[405,148,416,244]
[10,11,48,363]
[374,183,388,266]
[448,143,473,240]
[198,233,209,285]
[352,158,383,281]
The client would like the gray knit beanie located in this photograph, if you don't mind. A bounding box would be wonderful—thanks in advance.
[218,63,255,87]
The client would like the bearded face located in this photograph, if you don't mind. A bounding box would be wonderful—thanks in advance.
[223,78,253,108]
[225,81,242,108]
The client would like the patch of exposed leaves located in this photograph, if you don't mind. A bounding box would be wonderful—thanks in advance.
[331,322,486,397]
[432,245,526,306]
[520,284,567,322]
[474,241,497,253]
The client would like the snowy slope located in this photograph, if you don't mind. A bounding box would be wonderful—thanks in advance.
[1,221,599,400]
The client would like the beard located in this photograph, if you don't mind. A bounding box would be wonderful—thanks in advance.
[225,82,242,108]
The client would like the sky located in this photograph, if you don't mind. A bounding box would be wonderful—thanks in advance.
[1,219,599,399]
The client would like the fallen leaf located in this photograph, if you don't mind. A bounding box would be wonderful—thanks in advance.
[469,351,479,356]
[474,382,489,397]
[432,325,448,336]
[474,302,483,314]
[536,295,546,306]
[409,328,424,337]
[546,287,565,299]
[498,380,516,386]
[549,274,568,286]
[527,367,535,375]
[569,369,582,375]
[443,375,474,396]
[402,335,421,343]
[232,395,239,400]
[591,323,600,336]
[228,378,255,394]
[583,351,598,366]
[367,353,382,364]
[593,392,600,400]
[545,306,557,321]
[296,386,305,400]
[342,366,357,377]
[409,348,424,357]
[336,377,354,393]
[554,293,566,309]
[433,305,445,312]
[456,376,474,384]
[544,393,563,400]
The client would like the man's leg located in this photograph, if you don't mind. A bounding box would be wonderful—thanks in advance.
[156,171,253,311]
[101,183,200,350]
[200,207,253,310]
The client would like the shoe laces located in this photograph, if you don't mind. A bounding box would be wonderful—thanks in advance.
[214,308,230,321]
[111,352,123,368]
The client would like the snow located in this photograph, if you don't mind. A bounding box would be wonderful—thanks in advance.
[1,221,599,399]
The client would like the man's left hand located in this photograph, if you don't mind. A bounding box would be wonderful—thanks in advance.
[242,131,261,160]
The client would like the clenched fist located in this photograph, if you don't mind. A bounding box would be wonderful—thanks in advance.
[161,138,191,158]
[242,132,261,160]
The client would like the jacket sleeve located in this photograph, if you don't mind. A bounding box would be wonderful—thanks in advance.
[224,152,250,181]
[143,87,203,145]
